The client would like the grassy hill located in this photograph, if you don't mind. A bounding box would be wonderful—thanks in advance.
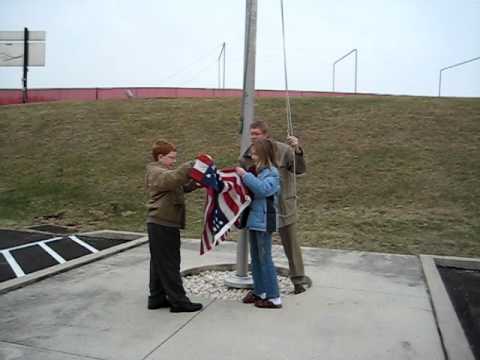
[0,95,479,257]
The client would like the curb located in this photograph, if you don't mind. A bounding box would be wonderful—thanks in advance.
[420,254,477,360]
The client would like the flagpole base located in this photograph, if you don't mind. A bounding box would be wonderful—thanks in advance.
[224,273,253,289]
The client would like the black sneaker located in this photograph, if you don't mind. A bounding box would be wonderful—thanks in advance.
[170,301,203,313]
[148,296,171,310]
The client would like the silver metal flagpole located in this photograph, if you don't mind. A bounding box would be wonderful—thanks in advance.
[217,42,225,89]
[224,0,257,288]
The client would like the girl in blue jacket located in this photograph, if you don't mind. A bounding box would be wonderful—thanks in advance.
[236,139,282,309]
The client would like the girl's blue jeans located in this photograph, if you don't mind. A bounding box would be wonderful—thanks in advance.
[249,230,280,298]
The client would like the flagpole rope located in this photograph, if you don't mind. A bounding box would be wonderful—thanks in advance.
[279,0,297,206]
[280,0,293,137]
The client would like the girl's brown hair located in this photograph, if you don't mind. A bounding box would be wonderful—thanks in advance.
[252,139,278,170]
[152,140,176,161]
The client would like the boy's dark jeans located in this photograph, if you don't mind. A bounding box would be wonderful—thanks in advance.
[147,223,188,306]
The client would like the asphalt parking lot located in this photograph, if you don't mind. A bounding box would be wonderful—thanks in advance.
[438,266,480,358]
[0,229,143,283]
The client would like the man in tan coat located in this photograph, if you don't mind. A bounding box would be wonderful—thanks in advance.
[240,120,311,294]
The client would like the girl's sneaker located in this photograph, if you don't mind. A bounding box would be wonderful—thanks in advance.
[242,290,260,304]
[254,299,282,309]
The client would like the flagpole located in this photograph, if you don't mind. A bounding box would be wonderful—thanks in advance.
[224,0,257,289]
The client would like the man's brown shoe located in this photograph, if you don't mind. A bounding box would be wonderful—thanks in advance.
[302,276,313,288]
[254,299,282,309]
[294,284,306,294]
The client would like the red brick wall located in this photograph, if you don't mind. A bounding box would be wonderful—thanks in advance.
[0,87,356,106]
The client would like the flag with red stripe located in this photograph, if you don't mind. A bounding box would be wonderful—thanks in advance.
[190,154,251,255]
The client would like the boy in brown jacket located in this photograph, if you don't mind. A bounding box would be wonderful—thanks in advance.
[145,140,202,312]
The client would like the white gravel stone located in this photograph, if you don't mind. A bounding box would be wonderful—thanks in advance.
[183,270,294,300]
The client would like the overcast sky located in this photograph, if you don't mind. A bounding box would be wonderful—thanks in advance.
[1,0,479,97]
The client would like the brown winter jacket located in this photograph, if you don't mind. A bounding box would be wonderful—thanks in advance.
[145,161,193,229]
[240,140,306,228]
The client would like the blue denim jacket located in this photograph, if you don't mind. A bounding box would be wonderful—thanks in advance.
[241,166,280,232]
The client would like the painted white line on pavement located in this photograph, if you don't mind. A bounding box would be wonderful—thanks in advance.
[2,251,25,277]
[2,236,63,252]
[69,235,99,253]
[38,242,66,264]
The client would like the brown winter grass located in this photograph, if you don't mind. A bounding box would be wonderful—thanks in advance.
[0,95,479,257]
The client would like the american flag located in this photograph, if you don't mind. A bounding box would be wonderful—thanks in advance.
[190,154,251,255]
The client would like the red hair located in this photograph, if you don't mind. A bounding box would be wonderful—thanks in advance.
[152,140,176,161]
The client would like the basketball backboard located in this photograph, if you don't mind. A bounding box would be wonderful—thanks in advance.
[0,42,45,66]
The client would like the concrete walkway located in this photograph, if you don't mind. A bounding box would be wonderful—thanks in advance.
[0,238,445,360]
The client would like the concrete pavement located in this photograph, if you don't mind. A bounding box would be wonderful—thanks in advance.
[0,237,447,360]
